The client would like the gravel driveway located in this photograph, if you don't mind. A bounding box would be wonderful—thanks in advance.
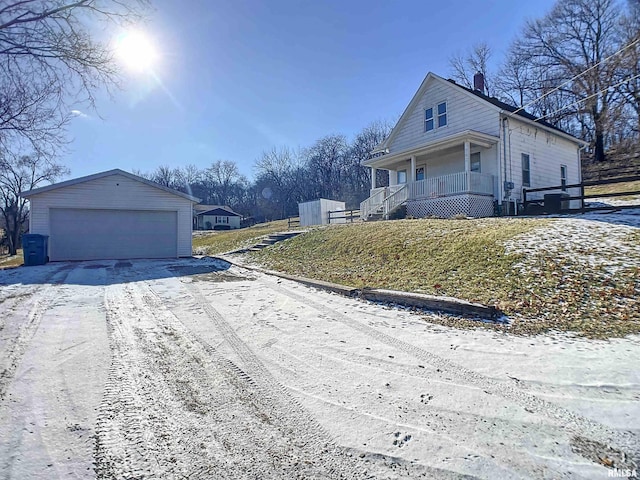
[0,258,638,479]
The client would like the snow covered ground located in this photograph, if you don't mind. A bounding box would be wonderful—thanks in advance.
[505,207,640,271]
[0,257,638,479]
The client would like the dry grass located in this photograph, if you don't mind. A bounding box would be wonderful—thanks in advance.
[585,180,640,200]
[192,220,292,255]
[248,218,639,339]
[0,250,24,269]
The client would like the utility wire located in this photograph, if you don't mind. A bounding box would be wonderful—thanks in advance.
[533,73,640,122]
[509,36,640,117]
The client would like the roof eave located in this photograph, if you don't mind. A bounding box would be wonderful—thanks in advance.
[500,112,588,146]
[20,168,201,203]
[363,130,500,168]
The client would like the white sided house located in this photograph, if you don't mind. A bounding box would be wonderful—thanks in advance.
[194,205,241,230]
[21,169,199,261]
[361,72,587,219]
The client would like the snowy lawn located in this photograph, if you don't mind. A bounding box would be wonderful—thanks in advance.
[248,211,639,338]
[0,258,638,479]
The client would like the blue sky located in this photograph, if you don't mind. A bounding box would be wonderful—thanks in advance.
[67,0,558,180]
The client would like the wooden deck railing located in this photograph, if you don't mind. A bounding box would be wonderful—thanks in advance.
[383,184,409,216]
[523,175,640,213]
[361,172,495,220]
[327,209,361,223]
[360,185,404,218]
[408,171,494,198]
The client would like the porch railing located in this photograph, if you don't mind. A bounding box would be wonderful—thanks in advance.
[408,171,494,199]
[383,184,409,217]
[361,185,405,218]
[361,172,495,220]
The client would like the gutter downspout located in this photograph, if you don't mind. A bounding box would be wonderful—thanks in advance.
[502,116,510,214]
[578,144,587,210]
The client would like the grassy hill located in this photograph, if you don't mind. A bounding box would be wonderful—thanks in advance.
[192,219,292,255]
[197,217,639,339]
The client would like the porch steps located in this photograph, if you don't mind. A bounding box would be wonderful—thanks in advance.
[363,203,407,222]
[230,231,304,253]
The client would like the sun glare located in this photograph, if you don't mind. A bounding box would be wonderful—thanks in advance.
[115,30,159,73]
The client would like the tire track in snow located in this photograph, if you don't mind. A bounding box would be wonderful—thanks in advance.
[179,280,367,479]
[96,281,235,479]
[171,275,514,479]
[154,271,470,479]
[259,276,640,463]
[0,265,76,402]
[97,270,388,479]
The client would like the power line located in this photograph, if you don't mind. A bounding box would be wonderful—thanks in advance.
[509,35,640,117]
[533,73,640,122]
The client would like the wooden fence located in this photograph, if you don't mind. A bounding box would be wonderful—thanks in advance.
[287,216,300,230]
[523,175,640,214]
[328,209,361,224]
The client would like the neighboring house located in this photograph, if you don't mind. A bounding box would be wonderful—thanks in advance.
[361,72,587,219]
[20,169,199,261]
[194,205,241,230]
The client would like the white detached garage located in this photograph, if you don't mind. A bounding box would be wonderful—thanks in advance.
[21,169,199,261]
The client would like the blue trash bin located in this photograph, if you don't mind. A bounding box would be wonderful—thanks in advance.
[22,234,49,266]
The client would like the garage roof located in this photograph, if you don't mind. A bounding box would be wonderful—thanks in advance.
[20,168,200,202]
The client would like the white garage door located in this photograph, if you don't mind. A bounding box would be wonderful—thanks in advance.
[49,208,178,261]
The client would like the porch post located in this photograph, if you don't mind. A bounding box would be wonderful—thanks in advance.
[464,141,471,172]
[371,167,377,190]
[410,156,416,182]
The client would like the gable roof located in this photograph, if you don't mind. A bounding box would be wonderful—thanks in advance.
[453,80,568,134]
[196,206,241,217]
[20,168,200,202]
[374,72,583,153]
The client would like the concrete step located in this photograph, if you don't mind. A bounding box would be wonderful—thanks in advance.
[235,230,305,254]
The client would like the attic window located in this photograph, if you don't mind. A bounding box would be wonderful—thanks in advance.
[437,102,447,127]
[425,108,434,131]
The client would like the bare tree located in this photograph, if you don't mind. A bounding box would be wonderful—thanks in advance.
[150,165,179,188]
[254,147,303,219]
[495,46,535,107]
[305,134,349,200]
[0,154,67,255]
[512,0,623,162]
[0,0,149,156]
[346,120,392,206]
[206,160,244,206]
[615,0,640,140]
[449,42,494,95]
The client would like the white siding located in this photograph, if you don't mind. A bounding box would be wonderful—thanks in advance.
[28,173,193,257]
[389,78,500,154]
[505,118,581,206]
[298,199,345,226]
[425,149,463,177]
[418,144,499,197]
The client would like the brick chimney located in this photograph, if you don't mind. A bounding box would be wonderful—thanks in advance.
[473,72,485,94]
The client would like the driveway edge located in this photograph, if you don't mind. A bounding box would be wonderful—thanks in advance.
[217,255,500,320]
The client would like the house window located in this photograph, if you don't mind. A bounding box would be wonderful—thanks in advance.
[470,152,481,172]
[522,153,531,187]
[416,167,425,181]
[560,165,567,191]
[425,108,434,131]
[397,169,407,184]
[437,102,447,127]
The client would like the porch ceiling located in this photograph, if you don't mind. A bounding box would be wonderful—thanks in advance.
[364,129,499,169]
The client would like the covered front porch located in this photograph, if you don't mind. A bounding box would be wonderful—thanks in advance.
[361,130,499,219]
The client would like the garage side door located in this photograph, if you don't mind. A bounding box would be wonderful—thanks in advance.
[49,208,178,261]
